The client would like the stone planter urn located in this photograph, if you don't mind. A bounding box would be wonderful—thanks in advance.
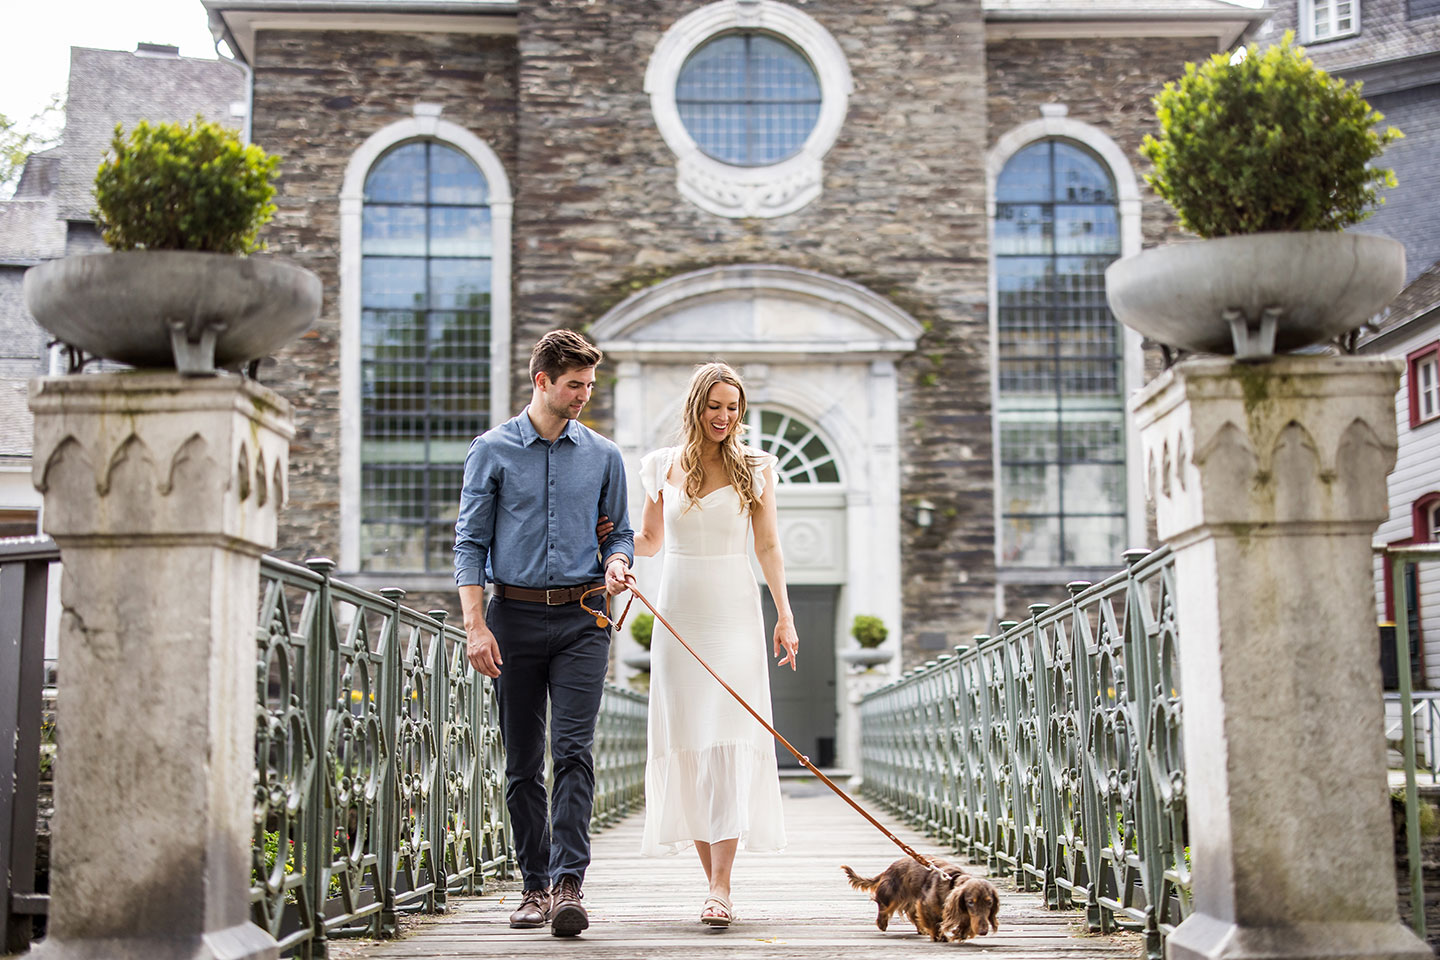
[1105,232,1405,358]
[24,251,322,374]
[840,646,894,669]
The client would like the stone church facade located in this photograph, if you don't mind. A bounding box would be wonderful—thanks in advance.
[202,0,1263,769]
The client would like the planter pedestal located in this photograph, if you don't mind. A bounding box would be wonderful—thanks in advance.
[1132,357,1428,960]
[28,372,292,960]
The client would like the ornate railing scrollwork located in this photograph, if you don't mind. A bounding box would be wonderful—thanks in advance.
[859,547,1184,960]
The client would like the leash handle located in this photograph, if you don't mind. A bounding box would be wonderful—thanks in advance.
[578,582,940,871]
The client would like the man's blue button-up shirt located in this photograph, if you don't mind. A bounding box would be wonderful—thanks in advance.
[454,410,634,589]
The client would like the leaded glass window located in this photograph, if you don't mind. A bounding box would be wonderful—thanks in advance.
[748,408,840,484]
[361,141,491,572]
[995,140,1125,567]
[676,32,822,167]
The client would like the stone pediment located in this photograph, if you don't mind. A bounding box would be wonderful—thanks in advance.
[591,264,923,361]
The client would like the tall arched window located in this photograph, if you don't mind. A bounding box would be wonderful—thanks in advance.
[360,140,492,572]
[994,140,1125,567]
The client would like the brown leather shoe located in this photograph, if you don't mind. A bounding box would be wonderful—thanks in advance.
[509,888,550,929]
[549,875,588,937]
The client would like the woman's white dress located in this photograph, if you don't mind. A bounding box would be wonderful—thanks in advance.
[638,446,787,857]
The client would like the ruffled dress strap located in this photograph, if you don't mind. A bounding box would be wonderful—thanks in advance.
[749,449,779,499]
[638,447,676,503]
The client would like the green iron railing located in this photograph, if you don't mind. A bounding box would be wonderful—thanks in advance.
[859,546,1184,960]
[249,556,648,955]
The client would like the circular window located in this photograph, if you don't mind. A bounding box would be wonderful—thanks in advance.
[676,32,821,167]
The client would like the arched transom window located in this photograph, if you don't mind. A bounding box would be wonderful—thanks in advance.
[994,139,1125,567]
[361,140,492,572]
[748,407,840,484]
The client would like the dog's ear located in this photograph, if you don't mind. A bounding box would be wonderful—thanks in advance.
[988,889,1000,929]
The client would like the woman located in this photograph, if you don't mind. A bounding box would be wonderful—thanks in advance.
[632,361,800,928]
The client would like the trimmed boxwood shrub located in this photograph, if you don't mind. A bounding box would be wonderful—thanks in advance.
[1140,32,1401,238]
[93,116,280,254]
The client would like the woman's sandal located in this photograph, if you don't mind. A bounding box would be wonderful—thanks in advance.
[700,894,734,927]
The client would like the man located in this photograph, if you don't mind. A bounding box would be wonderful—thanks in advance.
[455,329,634,937]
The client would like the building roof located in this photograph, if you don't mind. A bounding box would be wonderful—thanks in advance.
[984,0,1270,45]
[56,45,245,222]
[0,378,33,458]
[0,199,66,265]
[1359,258,1440,352]
[202,0,519,63]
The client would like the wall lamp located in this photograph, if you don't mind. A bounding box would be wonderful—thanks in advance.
[914,499,935,529]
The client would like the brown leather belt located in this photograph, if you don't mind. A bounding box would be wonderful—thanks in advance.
[494,582,604,605]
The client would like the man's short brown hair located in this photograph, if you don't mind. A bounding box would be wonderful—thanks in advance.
[530,329,603,385]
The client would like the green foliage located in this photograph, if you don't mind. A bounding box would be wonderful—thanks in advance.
[93,116,280,254]
[630,612,654,650]
[851,614,888,649]
[0,94,63,199]
[1140,32,1401,237]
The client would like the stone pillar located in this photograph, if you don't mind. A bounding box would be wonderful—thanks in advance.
[28,372,291,960]
[1131,357,1427,960]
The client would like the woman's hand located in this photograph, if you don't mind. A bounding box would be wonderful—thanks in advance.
[597,515,614,542]
[773,617,799,671]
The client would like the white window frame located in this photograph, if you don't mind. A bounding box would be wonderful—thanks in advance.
[337,109,513,578]
[644,0,852,219]
[1414,350,1440,425]
[986,106,1145,579]
[1302,0,1361,42]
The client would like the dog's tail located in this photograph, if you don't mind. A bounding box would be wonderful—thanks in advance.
[840,865,881,893]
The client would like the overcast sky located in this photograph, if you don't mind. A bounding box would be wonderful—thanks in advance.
[1,0,1269,137]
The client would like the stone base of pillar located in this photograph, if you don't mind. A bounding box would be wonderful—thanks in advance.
[1133,357,1429,960]
[1168,914,1429,960]
[28,373,292,959]
[32,922,279,960]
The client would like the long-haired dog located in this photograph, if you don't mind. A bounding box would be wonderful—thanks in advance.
[841,857,968,942]
[941,874,1000,941]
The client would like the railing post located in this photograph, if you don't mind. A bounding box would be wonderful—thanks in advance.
[1132,356,1428,960]
[27,373,292,960]
[303,557,337,959]
[427,610,451,915]
[0,540,57,951]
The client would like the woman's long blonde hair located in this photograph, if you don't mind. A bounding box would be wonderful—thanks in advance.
[678,362,762,515]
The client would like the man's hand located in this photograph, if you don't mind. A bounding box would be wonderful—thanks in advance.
[604,556,632,596]
[466,622,503,678]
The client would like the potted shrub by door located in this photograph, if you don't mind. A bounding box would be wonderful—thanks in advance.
[23,117,321,374]
[1107,34,1405,358]
[841,614,893,669]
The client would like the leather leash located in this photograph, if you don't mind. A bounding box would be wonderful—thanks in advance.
[579,583,943,872]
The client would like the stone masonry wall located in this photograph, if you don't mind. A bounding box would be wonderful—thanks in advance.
[514,0,995,664]
[250,28,518,609]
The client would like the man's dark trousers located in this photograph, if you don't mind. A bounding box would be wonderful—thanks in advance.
[487,592,610,891]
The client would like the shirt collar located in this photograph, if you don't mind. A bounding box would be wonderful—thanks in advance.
[517,409,579,446]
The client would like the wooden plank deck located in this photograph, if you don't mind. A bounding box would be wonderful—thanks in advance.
[332,779,1142,959]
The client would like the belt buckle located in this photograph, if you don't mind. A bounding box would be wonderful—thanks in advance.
[546,587,565,606]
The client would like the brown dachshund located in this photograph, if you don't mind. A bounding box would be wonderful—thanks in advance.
[842,857,968,942]
[941,874,1001,942]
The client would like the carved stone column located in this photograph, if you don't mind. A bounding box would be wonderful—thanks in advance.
[1131,357,1427,960]
[29,372,291,960]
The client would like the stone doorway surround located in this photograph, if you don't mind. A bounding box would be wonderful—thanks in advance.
[590,264,923,773]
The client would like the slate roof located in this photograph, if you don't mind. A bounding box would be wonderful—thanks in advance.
[0,378,33,458]
[1376,258,1440,333]
[0,199,66,265]
[56,46,244,221]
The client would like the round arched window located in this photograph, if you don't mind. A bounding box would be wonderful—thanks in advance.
[675,32,821,167]
[748,408,840,484]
